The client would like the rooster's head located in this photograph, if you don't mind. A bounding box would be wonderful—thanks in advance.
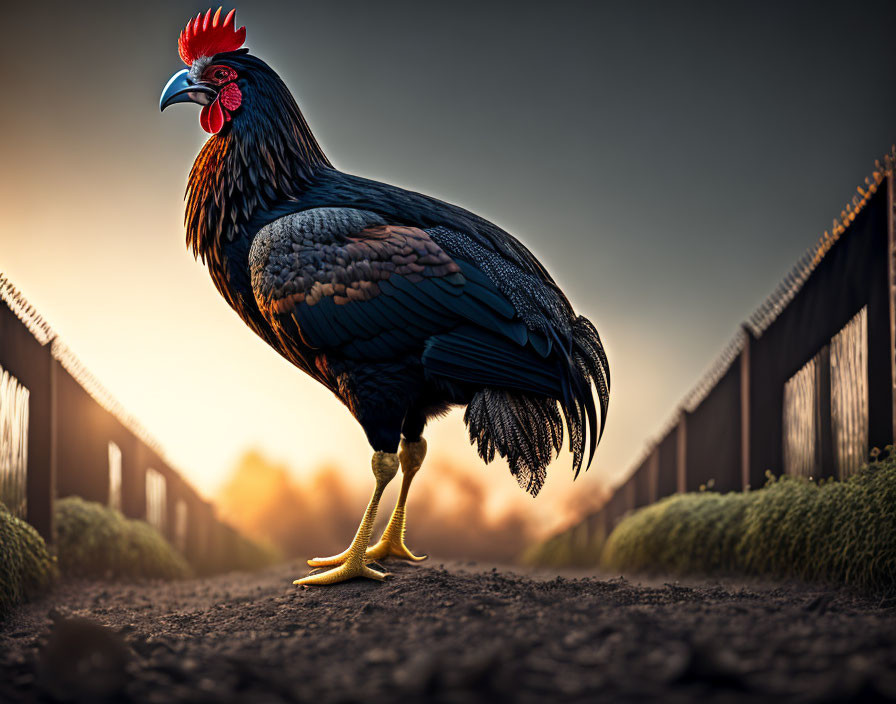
[159,8,251,134]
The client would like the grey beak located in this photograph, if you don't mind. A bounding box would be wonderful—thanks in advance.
[160,68,217,111]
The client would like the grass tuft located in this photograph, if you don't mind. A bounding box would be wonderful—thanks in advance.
[600,453,896,592]
[55,497,191,580]
[521,519,606,568]
[0,502,56,618]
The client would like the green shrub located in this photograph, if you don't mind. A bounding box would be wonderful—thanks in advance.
[55,497,190,580]
[600,453,896,592]
[522,518,608,568]
[521,532,575,568]
[0,502,56,617]
[229,533,282,572]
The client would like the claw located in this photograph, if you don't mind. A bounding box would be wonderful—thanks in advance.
[307,550,351,568]
[367,537,428,562]
[294,562,391,586]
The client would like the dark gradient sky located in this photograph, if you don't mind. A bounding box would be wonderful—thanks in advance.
[2,1,896,529]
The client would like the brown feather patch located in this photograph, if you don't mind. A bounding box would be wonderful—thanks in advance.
[268,225,460,313]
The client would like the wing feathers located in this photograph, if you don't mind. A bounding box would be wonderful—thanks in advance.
[251,211,530,361]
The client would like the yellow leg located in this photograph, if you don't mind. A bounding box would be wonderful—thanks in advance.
[367,437,428,561]
[295,451,398,586]
[308,438,427,567]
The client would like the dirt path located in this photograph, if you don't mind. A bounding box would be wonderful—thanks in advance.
[1,560,895,703]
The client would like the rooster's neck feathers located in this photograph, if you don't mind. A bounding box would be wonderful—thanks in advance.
[185,52,331,267]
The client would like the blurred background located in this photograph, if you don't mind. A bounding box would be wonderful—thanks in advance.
[2,1,896,562]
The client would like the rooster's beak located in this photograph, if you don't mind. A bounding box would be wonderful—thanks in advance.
[160,69,217,112]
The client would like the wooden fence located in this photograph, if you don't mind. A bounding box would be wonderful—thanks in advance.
[543,151,896,554]
[0,275,256,574]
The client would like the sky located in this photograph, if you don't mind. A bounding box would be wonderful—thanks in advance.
[2,1,896,536]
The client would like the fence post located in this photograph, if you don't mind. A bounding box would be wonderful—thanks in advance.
[124,442,148,521]
[867,173,895,454]
[165,471,179,543]
[740,327,752,490]
[25,349,56,542]
[648,448,659,504]
[741,326,770,490]
[186,498,211,573]
[887,172,896,444]
[676,412,687,493]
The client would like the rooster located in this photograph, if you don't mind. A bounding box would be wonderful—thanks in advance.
[160,8,609,586]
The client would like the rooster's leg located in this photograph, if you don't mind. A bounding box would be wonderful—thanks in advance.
[295,451,398,586]
[366,437,427,561]
[307,438,427,567]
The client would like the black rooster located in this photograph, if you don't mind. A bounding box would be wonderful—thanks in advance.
[161,8,609,585]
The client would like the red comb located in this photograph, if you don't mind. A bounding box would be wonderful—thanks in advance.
[178,7,246,65]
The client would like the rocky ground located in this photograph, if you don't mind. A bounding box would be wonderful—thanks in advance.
[1,560,895,703]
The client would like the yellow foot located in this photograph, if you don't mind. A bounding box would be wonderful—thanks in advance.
[307,537,426,567]
[366,536,427,562]
[293,561,390,586]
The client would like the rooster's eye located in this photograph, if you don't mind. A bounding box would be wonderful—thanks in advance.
[205,65,237,84]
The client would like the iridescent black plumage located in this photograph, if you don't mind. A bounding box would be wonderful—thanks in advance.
[185,51,609,495]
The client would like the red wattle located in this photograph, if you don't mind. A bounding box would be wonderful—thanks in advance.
[200,98,225,134]
[199,103,212,132]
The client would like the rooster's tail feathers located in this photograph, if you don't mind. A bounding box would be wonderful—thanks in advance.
[464,315,610,496]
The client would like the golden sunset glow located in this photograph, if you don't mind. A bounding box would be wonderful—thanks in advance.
[3,1,895,545]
